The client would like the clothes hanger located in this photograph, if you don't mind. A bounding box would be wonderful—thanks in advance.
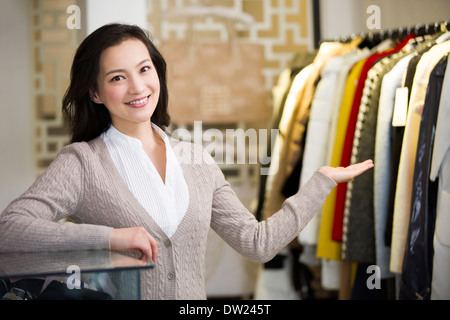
[357,31,383,49]
[439,20,449,32]
[322,20,449,48]
[387,28,400,41]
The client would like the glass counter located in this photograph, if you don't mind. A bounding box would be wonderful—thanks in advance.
[0,250,152,300]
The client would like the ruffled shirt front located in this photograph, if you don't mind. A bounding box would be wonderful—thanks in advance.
[101,124,189,238]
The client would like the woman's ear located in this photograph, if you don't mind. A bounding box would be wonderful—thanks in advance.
[89,89,103,104]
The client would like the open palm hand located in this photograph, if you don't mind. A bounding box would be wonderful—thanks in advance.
[318,159,374,184]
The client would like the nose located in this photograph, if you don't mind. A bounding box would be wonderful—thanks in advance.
[127,74,146,95]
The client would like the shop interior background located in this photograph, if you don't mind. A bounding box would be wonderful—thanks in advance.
[1,0,449,299]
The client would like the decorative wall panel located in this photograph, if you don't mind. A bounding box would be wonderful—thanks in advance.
[30,0,79,176]
[148,0,313,90]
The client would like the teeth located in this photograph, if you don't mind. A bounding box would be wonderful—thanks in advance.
[127,96,148,105]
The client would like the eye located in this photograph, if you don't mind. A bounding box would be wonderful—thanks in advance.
[140,66,150,73]
[110,75,124,82]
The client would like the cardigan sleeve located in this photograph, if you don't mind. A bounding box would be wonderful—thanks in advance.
[209,162,336,263]
[0,144,112,253]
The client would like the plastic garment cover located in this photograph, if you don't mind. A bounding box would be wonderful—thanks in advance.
[399,54,448,300]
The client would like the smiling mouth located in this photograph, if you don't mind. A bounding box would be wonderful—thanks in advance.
[125,95,150,106]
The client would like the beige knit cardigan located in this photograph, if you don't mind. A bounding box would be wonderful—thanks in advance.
[0,135,336,299]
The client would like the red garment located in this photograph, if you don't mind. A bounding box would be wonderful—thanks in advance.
[331,35,415,242]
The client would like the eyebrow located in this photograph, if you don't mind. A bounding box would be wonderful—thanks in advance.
[104,58,152,77]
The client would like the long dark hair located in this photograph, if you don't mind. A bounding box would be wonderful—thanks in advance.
[62,23,170,143]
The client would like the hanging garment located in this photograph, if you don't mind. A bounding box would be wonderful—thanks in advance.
[430,56,450,300]
[372,34,441,277]
[281,38,362,198]
[390,39,450,274]
[253,65,313,300]
[325,47,371,166]
[334,36,414,246]
[253,58,315,300]
[255,66,303,221]
[261,64,313,220]
[294,48,365,292]
[261,40,360,222]
[316,57,368,261]
[342,58,393,263]
[385,32,446,246]
[374,53,414,278]
[385,53,424,246]
[298,45,364,246]
[399,54,448,300]
[315,57,369,291]
[257,40,360,299]
[331,40,396,243]
[342,38,420,264]
[342,58,390,263]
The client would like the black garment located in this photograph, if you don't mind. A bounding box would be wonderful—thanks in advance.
[384,53,424,245]
[399,54,448,300]
[1,277,113,300]
[384,37,439,245]
[39,280,113,300]
[290,246,315,300]
[281,119,308,198]
[0,278,11,297]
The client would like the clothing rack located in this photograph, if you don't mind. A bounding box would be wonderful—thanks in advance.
[321,20,449,47]
[259,21,450,300]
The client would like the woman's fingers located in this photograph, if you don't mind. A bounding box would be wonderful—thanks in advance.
[149,234,158,262]
[319,159,374,184]
[134,227,158,263]
[143,231,158,263]
[110,227,158,263]
[348,159,374,176]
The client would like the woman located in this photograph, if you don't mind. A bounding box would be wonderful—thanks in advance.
[0,23,373,299]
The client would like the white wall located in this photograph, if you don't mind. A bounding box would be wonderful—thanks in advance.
[319,0,450,41]
[85,0,148,35]
[0,0,34,209]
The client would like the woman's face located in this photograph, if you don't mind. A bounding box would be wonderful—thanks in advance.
[92,38,160,131]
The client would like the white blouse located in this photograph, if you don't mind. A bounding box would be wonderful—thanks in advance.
[101,124,189,238]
